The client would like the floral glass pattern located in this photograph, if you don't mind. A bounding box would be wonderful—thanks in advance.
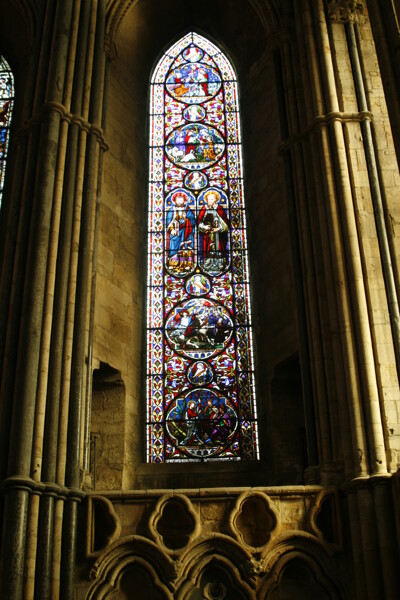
[0,56,14,208]
[147,33,259,462]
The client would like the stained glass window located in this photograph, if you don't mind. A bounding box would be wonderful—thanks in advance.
[0,56,14,208]
[147,33,259,463]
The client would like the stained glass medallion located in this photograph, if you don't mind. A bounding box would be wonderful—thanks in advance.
[0,56,14,208]
[147,33,259,462]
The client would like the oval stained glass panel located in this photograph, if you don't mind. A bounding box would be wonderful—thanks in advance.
[165,123,225,171]
[182,46,203,62]
[185,273,211,296]
[166,63,221,104]
[184,171,208,191]
[183,105,206,122]
[165,298,233,359]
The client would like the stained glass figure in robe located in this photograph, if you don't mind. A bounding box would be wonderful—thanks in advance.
[147,33,259,462]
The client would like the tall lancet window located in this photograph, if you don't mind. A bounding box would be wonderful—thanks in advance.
[0,55,14,208]
[147,33,258,463]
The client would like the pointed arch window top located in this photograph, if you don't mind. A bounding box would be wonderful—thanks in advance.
[147,33,258,463]
[151,33,235,85]
[0,55,14,207]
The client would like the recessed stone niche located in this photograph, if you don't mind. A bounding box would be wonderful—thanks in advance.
[230,491,276,550]
[149,493,200,552]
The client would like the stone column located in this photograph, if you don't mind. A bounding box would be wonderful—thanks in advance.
[278,0,400,597]
[0,1,108,598]
[279,0,372,482]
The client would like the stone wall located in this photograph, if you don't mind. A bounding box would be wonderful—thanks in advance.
[92,0,300,489]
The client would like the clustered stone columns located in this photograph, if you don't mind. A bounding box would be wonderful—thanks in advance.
[0,1,107,598]
[275,0,400,597]
[364,1,400,167]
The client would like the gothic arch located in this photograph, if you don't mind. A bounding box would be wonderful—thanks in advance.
[87,536,176,599]
[175,538,256,600]
[259,534,345,599]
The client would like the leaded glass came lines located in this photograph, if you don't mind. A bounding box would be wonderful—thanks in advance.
[147,33,259,463]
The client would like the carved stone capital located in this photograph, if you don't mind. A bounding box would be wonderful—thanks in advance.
[326,0,366,23]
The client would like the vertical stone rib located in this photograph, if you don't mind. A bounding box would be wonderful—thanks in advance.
[346,18,400,425]
[60,1,106,597]
[294,7,354,476]
[33,0,85,486]
[33,1,96,597]
[373,483,400,597]
[299,2,354,475]
[356,487,383,597]
[346,490,368,598]
[0,0,53,479]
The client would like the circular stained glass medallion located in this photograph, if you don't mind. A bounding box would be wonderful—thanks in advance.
[166,63,221,104]
[183,104,206,122]
[184,171,208,191]
[165,123,225,171]
[185,273,211,296]
[182,46,203,63]
[165,298,233,359]
[165,388,238,458]
[187,361,214,386]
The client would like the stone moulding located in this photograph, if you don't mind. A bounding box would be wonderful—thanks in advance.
[87,535,176,599]
[15,101,109,152]
[148,492,201,555]
[229,490,278,552]
[278,110,373,153]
